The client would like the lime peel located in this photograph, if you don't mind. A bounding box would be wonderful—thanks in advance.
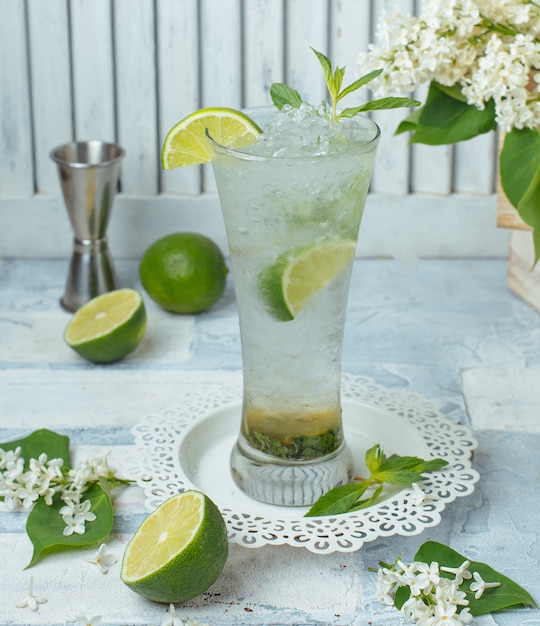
[259,239,357,321]
[161,107,262,169]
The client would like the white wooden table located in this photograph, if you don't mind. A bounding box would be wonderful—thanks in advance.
[1,257,539,625]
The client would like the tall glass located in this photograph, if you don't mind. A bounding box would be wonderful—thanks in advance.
[209,107,380,506]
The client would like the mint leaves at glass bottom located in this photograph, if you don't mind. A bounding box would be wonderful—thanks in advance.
[305,443,448,517]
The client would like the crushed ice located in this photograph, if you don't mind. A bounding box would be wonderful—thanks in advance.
[246,103,375,158]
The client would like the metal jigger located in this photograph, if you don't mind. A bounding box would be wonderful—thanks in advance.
[51,140,125,312]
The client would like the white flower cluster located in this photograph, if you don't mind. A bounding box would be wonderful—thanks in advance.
[377,558,501,625]
[0,447,63,509]
[0,446,115,535]
[359,0,540,131]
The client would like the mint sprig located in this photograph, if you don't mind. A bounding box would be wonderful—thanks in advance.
[270,48,420,122]
[305,443,448,517]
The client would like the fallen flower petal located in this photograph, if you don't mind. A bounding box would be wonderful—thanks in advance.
[84,543,117,574]
[470,571,501,600]
[16,577,47,612]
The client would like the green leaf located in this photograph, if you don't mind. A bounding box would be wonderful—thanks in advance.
[408,82,496,145]
[365,444,385,475]
[348,484,384,511]
[533,228,540,267]
[500,128,540,209]
[395,108,422,135]
[304,482,368,517]
[0,429,71,471]
[25,479,114,568]
[270,83,302,110]
[333,66,346,97]
[336,69,384,102]
[415,541,538,615]
[435,82,468,103]
[378,454,448,474]
[310,47,334,93]
[394,584,411,610]
[342,97,420,117]
[517,164,540,230]
[372,470,424,485]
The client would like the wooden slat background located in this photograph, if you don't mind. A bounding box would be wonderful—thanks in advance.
[0,0,503,259]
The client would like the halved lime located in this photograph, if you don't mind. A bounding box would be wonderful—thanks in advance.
[259,239,357,321]
[120,490,228,604]
[64,288,146,363]
[161,107,262,169]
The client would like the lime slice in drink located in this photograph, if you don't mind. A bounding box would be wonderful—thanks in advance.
[259,239,357,321]
[64,288,146,363]
[120,490,229,604]
[161,107,262,169]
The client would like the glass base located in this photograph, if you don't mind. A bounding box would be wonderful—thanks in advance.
[230,435,353,507]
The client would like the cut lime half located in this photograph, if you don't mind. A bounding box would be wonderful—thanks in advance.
[64,288,146,363]
[121,490,229,604]
[259,239,357,321]
[161,107,262,169]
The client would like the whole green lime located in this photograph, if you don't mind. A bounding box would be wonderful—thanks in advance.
[139,233,228,313]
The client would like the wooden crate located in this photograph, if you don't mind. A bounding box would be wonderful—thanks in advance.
[496,187,540,312]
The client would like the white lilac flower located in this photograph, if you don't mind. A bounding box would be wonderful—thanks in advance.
[441,560,472,585]
[15,478,42,509]
[162,604,185,626]
[16,577,47,612]
[470,571,501,599]
[63,512,88,536]
[410,483,427,506]
[436,578,469,606]
[375,568,395,605]
[0,446,22,470]
[84,543,117,574]
[77,615,102,626]
[401,595,433,622]
[359,0,540,132]
[415,561,441,592]
[458,607,474,624]
[429,601,461,626]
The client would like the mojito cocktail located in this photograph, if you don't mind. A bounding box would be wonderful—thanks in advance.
[209,104,380,505]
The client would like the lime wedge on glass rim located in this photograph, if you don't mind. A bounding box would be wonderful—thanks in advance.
[161,107,262,169]
[120,490,229,604]
[259,239,357,321]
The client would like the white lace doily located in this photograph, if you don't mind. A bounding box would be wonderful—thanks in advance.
[124,373,479,554]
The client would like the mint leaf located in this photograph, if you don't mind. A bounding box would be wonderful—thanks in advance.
[310,47,334,94]
[344,97,420,116]
[348,484,384,511]
[270,48,418,122]
[378,454,448,473]
[25,479,114,568]
[415,541,538,615]
[305,482,368,517]
[336,69,384,102]
[305,444,447,517]
[270,83,302,110]
[365,443,385,475]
